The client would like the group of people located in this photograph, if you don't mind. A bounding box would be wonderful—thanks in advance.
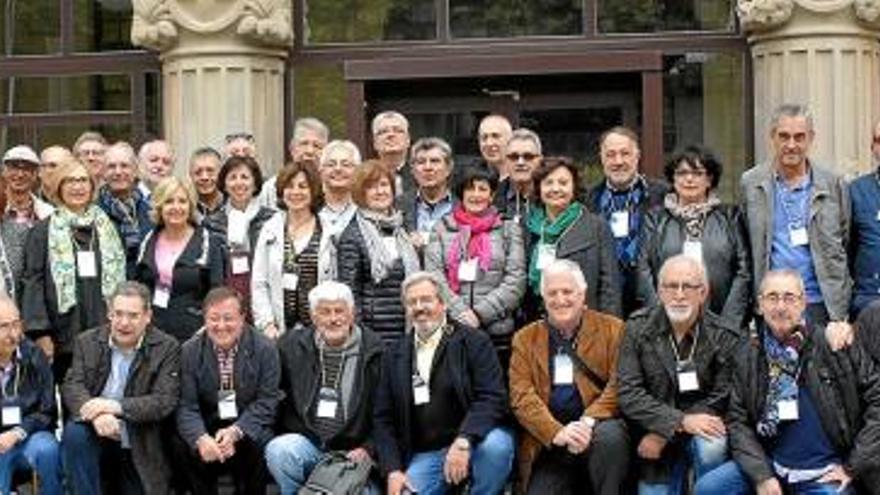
[0,101,876,494]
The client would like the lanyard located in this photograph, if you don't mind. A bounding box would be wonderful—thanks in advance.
[318,346,343,392]
[668,324,700,364]
[1,362,20,400]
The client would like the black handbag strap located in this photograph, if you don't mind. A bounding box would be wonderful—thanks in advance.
[560,340,608,391]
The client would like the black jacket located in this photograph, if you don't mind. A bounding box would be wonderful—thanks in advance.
[3,339,56,437]
[202,205,274,264]
[728,326,880,494]
[372,320,508,476]
[635,204,752,328]
[134,227,227,342]
[176,326,280,449]
[276,325,384,451]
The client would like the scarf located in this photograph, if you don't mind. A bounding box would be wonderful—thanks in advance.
[316,325,363,421]
[663,192,721,240]
[96,186,153,252]
[0,238,13,299]
[226,199,261,250]
[757,324,806,437]
[446,204,501,294]
[597,177,646,266]
[48,205,126,313]
[355,209,420,284]
[526,202,583,295]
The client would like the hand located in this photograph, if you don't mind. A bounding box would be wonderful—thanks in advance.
[458,310,480,328]
[408,232,429,249]
[637,433,668,460]
[681,413,726,440]
[756,477,783,495]
[214,426,240,460]
[196,434,224,464]
[35,336,54,361]
[346,447,371,463]
[263,323,280,340]
[817,464,852,492]
[387,470,415,495]
[825,322,854,352]
[566,420,593,454]
[80,398,122,421]
[444,438,470,485]
[0,431,20,454]
[92,413,121,440]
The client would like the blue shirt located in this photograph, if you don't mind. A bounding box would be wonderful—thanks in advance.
[415,192,454,233]
[772,387,840,470]
[101,339,137,448]
[771,173,821,303]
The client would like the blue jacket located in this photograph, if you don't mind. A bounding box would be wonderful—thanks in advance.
[849,171,880,316]
[2,339,55,437]
[96,185,153,278]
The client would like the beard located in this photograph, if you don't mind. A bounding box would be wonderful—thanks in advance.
[664,304,694,323]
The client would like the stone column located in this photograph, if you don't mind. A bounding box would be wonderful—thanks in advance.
[738,0,880,174]
[131,0,293,176]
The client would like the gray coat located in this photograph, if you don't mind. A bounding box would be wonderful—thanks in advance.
[425,216,526,336]
[740,162,851,320]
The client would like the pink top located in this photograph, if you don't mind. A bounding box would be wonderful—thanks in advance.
[154,233,189,288]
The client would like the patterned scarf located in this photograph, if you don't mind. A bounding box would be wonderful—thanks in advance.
[663,192,721,241]
[597,178,645,266]
[48,205,126,313]
[446,204,501,294]
[0,238,13,299]
[96,185,154,253]
[757,324,806,437]
[355,209,420,284]
[526,202,583,295]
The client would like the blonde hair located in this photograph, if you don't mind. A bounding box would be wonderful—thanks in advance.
[150,176,198,226]
[54,158,96,206]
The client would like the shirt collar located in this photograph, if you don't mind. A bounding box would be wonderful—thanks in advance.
[773,164,812,191]
[108,332,145,356]
[605,174,644,193]
[414,317,447,348]
[416,190,452,208]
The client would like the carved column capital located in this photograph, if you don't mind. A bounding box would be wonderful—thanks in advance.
[738,0,880,31]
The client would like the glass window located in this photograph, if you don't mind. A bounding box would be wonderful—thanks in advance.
[0,0,61,55]
[75,0,134,52]
[0,122,132,153]
[450,0,582,38]
[305,0,435,44]
[0,75,131,113]
[292,64,347,137]
[598,0,734,33]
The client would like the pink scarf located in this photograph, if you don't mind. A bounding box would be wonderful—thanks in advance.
[446,204,501,293]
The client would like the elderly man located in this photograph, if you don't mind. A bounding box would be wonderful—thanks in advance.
[73,131,108,182]
[174,287,280,495]
[0,295,61,493]
[372,111,413,194]
[510,259,629,494]
[97,142,154,277]
[259,117,330,210]
[265,281,384,494]
[587,126,668,317]
[397,137,456,248]
[319,139,361,238]
[373,271,514,495]
[61,281,181,495]
[499,128,543,223]
[741,104,850,327]
[696,270,880,494]
[39,145,73,203]
[138,139,175,193]
[224,132,257,159]
[188,147,225,218]
[617,255,743,494]
[477,114,513,178]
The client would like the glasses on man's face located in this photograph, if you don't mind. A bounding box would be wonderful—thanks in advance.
[760,292,803,305]
[506,152,538,162]
[225,133,254,143]
[673,168,708,179]
[0,319,20,334]
[659,281,703,294]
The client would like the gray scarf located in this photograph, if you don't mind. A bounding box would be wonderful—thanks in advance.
[316,325,363,421]
[356,209,421,283]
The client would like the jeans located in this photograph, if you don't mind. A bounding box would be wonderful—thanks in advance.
[695,460,856,495]
[265,433,380,495]
[62,420,144,495]
[0,430,62,494]
[406,427,515,495]
[638,435,728,495]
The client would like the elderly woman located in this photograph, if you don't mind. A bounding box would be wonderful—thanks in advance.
[337,160,420,346]
[134,177,226,342]
[20,157,126,381]
[635,145,751,327]
[252,162,332,338]
[425,166,525,367]
[526,157,621,319]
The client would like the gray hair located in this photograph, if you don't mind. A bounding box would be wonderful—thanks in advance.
[769,103,814,134]
[371,111,409,136]
[759,269,805,296]
[400,271,445,302]
[292,117,329,143]
[508,128,543,155]
[657,255,709,288]
[410,137,454,169]
[188,146,221,169]
[106,141,138,166]
[138,139,175,162]
[73,131,107,152]
[320,140,362,166]
[540,259,587,297]
[308,281,355,313]
[108,281,153,312]
[0,294,20,320]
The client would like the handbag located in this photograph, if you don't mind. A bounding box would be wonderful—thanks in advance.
[298,451,373,495]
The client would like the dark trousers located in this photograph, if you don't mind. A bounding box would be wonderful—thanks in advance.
[62,421,145,495]
[527,419,629,495]
[171,432,267,495]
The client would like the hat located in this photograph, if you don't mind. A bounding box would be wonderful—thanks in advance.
[2,145,40,167]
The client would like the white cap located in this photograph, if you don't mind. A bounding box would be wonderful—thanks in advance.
[2,145,40,167]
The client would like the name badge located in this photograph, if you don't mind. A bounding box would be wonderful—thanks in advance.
[778,399,799,421]
[419,231,432,245]
[382,237,399,259]
[513,214,521,224]
[536,244,556,270]
[458,258,478,282]
[553,353,574,385]
[77,251,97,278]
[153,286,170,309]
[231,255,250,275]
[610,211,630,238]
[283,273,299,291]
[413,375,430,406]
[876,210,880,222]
[678,371,700,392]
[218,391,238,420]
[682,241,703,262]
[316,387,339,418]
[789,227,809,247]
[2,406,21,426]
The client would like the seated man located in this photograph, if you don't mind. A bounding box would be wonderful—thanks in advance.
[61,281,181,495]
[0,295,61,493]
[265,281,384,494]
[373,271,514,495]
[174,287,280,495]
[697,270,880,494]
[510,259,629,494]
[617,255,743,494]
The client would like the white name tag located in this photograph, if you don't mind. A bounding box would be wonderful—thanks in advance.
[553,353,574,385]
[610,211,630,238]
[382,237,399,259]
[413,383,431,405]
[778,399,799,421]
[231,255,250,275]
[536,244,556,270]
[678,370,700,392]
[876,210,880,222]
[789,227,809,247]
[2,406,21,426]
[317,399,338,419]
[218,393,238,420]
[458,258,478,282]
[153,286,170,309]
[283,273,299,291]
[682,241,703,262]
[419,231,432,245]
[77,251,97,278]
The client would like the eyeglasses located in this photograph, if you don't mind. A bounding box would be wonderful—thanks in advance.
[673,169,708,179]
[0,319,20,334]
[760,292,803,305]
[61,176,91,186]
[506,152,538,162]
[322,159,355,169]
[659,282,703,294]
[225,132,254,143]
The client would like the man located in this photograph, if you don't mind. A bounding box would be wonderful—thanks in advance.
[617,255,743,493]
[477,114,513,177]
[188,147,225,218]
[73,131,108,182]
[39,145,73,204]
[372,111,413,195]
[500,128,543,223]
[696,270,880,494]
[509,259,629,494]
[97,141,153,277]
[175,287,280,494]
[741,103,850,327]
[373,271,514,495]
[265,281,384,493]
[397,137,456,248]
[847,118,880,317]
[0,145,55,297]
[224,132,256,159]
[318,139,361,239]
[587,126,668,317]
[0,295,61,493]
[61,281,181,495]
[258,117,329,209]
[137,139,175,193]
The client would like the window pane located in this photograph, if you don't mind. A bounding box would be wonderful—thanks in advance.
[0,0,61,54]
[0,123,132,152]
[450,0,582,38]
[305,0,435,43]
[0,75,131,113]
[292,64,347,138]
[75,0,134,52]
[598,0,734,33]
[145,71,162,138]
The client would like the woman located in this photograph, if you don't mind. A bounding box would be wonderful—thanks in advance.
[251,162,332,338]
[20,157,126,381]
[425,166,525,367]
[336,160,420,346]
[635,145,751,327]
[134,177,226,342]
[204,156,274,311]
[526,157,621,319]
